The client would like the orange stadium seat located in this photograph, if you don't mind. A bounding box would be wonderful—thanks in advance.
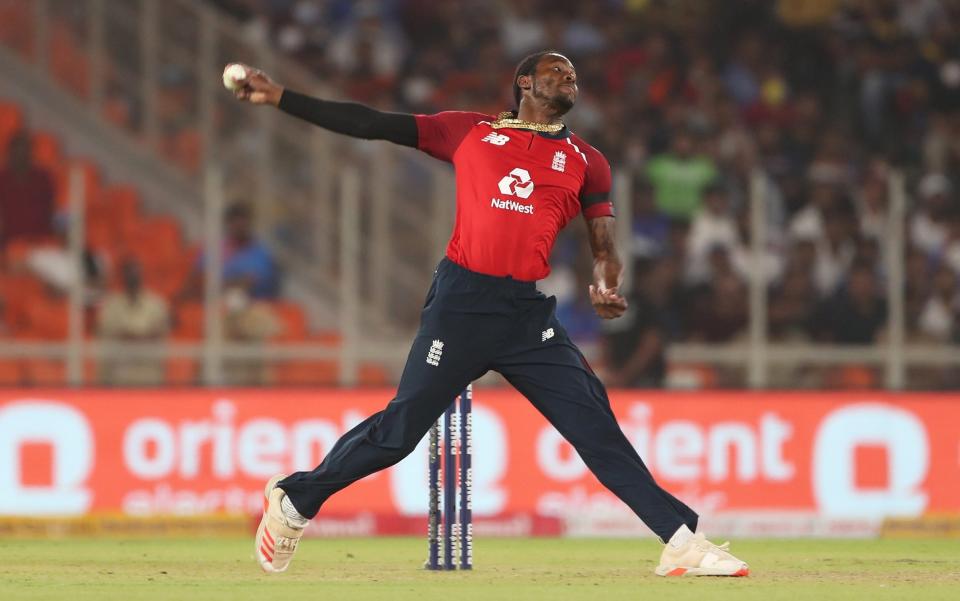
[0,1,33,58]
[272,302,308,341]
[169,129,202,173]
[358,363,389,386]
[273,360,339,386]
[166,358,199,385]
[174,302,205,340]
[4,238,37,264]
[0,100,24,159]
[0,360,23,386]
[21,297,69,340]
[22,358,94,386]
[87,185,141,257]
[23,359,66,385]
[0,273,46,334]
[166,346,200,385]
[30,131,62,170]
[311,330,343,346]
[130,217,182,262]
[826,365,878,390]
[48,22,89,99]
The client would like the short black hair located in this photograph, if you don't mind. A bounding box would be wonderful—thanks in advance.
[512,50,565,107]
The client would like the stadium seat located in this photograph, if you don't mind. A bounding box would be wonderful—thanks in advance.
[166,353,199,386]
[0,100,23,159]
[358,363,389,386]
[97,185,141,222]
[272,360,339,386]
[23,359,65,385]
[22,297,69,340]
[174,302,205,340]
[826,365,878,390]
[0,360,23,385]
[0,1,33,58]
[0,273,46,334]
[30,131,62,170]
[48,22,90,99]
[272,301,308,341]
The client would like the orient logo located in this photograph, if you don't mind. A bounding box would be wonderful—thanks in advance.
[497,168,534,199]
[0,400,94,515]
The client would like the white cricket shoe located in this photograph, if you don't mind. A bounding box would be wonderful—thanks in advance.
[255,474,306,573]
[655,532,749,577]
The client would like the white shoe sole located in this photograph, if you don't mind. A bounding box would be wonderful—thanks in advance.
[655,565,750,577]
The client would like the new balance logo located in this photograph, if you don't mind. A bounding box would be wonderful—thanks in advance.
[497,167,534,199]
[541,328,555,342]
[551,151,566,172]
[481,132,510,146]
[426,340,444,366]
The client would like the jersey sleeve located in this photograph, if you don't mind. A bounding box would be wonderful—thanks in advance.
[415,111,489,162]
[579,143,614,219]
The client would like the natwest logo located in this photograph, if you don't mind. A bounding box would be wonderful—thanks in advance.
[491,197,534,215]
[497,167,534,199]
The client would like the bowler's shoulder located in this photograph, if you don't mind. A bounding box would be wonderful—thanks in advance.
[566,132,609,168]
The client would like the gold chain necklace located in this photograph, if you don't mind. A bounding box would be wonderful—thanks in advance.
[490,111,565,133]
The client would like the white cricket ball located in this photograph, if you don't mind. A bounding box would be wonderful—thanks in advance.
[222,63,248,92]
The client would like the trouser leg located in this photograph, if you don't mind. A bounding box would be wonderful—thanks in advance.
[278,265,504,518]
[493,308,697,541]
[278,332,481,518]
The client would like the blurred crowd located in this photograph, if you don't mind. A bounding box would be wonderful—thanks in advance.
[203,0,960,387]
[4,0,960,388]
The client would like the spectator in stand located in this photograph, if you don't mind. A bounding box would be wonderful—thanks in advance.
[789,183,837,242]
[603,258,680,388]
[940,208,960,276]
[97,257,170,386]
[686,183,739,284]
[731,208,785,286]
[916,263,958,343]
[0,131,55,247]
[645,128,718,221]
[183,201,281,301]
[685,248,748,343]
[327,1,406,88]
[182,201,281,385]
[855,169,889,241]
[768,263,818,343]
[904,247,934,336]
[811,202,858,297]
[21,215,107,305]
[814,262,887,344]
[910,173,952,258]
[629,178,670,260]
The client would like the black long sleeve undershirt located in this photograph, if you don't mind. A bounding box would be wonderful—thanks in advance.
[278,89,419,148]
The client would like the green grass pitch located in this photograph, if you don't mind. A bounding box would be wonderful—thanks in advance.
[1,537,958,600]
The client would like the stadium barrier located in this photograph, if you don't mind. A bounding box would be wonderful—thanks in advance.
[1,389,957,538]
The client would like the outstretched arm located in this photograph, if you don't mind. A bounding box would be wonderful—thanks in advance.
[229,64,418,147]
[586,216,628,320]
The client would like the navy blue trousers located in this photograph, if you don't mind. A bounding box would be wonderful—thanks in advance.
[279,258,697,540]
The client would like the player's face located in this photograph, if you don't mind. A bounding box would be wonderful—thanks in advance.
[531,55,578,114]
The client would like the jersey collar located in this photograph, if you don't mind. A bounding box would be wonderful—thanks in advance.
[536,127,571,140]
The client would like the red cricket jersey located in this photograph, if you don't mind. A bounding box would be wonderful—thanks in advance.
[415,111,613,281]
